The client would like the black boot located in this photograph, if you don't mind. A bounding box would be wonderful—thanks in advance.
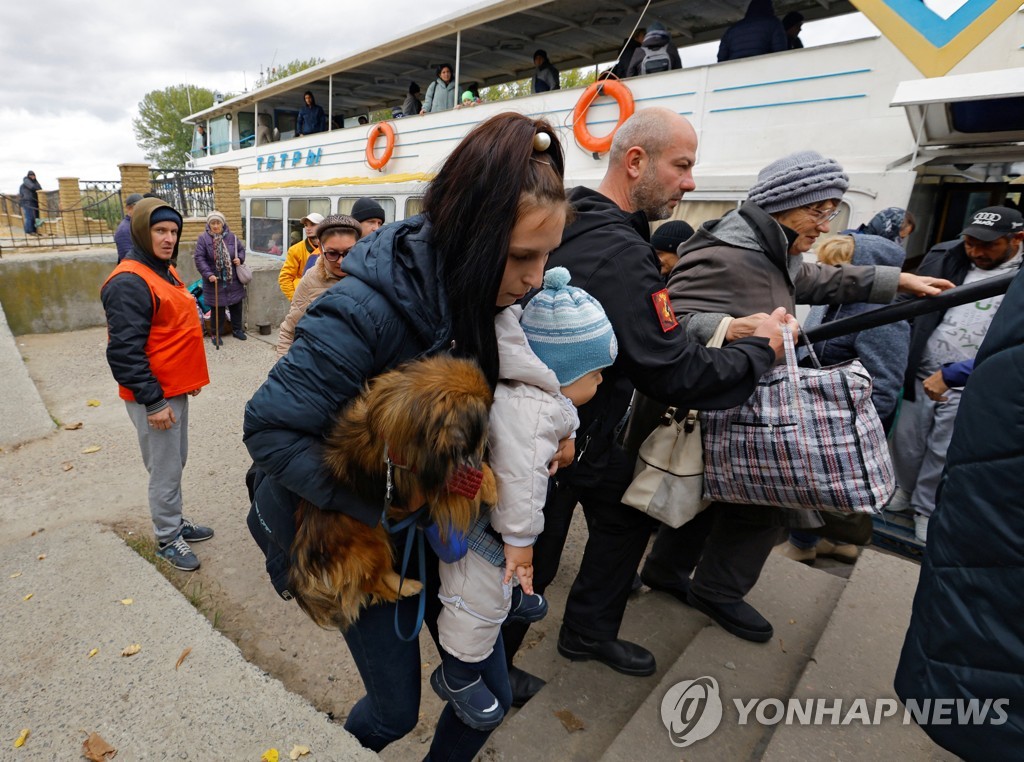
[507,666,546,708]
[230,302,247,340]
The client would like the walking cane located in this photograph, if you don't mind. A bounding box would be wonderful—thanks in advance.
[213,272,220,351]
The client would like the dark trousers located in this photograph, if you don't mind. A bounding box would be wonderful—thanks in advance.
[21,204,37,234]
[212,302,244,336]
[504,444,655,660]
[643,502,781,604]
[341,535,511,760]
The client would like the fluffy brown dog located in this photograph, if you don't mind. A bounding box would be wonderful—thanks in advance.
[290,355,498,630]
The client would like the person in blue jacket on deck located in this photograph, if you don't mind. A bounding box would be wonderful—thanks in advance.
[295,91,326,136]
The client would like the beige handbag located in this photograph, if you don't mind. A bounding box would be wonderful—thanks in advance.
[621,317,732,527]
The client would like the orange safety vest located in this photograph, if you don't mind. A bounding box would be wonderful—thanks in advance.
[103,260,209,402]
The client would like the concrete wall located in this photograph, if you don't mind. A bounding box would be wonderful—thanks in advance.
[0,248,289,336]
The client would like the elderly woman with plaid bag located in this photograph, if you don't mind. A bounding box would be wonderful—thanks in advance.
[638,150,952,644]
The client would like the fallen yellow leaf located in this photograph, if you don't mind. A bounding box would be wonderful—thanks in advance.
[23,593,33,601]
[14,728,29,747]
[63,421,84,430]
[81,445,102,454]
[86,400,101,407]
[37,554,46,561]
[261,749,279,762]
[554,708,585,733]
[175,647,192,670]
[88,648,99,658]
[120,598,133,605]
[9,571,21,578]
[289,745,311,760]
[82,731,116,761]
[121,643,141,657]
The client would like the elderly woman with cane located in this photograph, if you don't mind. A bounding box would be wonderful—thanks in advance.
[194,210,247,346]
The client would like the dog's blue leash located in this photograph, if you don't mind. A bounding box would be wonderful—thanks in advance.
[382,452,427,642]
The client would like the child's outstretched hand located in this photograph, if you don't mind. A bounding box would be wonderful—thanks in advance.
[503,543,534,594]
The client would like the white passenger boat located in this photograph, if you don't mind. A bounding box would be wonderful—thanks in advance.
[184,0,1024,263]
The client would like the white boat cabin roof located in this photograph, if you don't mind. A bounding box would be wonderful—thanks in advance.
[185,0,856,124]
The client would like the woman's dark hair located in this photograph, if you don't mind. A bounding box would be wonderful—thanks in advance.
[303,90,316,104]
[436,63,453,77]
[424,112,567,387]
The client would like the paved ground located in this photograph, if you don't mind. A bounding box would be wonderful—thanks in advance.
[0,324,589,761]
[0,321,914,761]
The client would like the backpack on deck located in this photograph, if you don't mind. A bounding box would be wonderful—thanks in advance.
[641,45,672,75]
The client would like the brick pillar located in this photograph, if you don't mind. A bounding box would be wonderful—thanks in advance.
[212,166,242,235]
[118,163,151,199]
[57,177,86,237]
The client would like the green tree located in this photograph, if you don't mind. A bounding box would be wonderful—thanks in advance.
[265,57,325,84]
[132,84,215,167]
[481,65,597,102]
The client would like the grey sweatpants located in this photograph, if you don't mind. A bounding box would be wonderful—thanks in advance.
[891,379,962,518]
[125,394,189,543]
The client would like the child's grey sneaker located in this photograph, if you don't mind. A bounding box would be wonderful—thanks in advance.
[180,517,214,543]
[157,535,200,571]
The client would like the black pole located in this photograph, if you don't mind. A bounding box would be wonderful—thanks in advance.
[802,271,1018,345]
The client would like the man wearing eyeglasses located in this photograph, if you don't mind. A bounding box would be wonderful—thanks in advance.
[639,150,953,645]
[278,212,324,300]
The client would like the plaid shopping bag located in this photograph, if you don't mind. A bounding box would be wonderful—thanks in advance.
[701,326,895,513]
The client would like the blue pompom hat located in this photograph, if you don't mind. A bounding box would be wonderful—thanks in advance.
[521,267,618,386]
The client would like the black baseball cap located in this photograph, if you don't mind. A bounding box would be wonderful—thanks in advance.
[960,206,1024,242]
[650,220,695,253]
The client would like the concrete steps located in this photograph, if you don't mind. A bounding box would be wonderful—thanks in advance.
[483,583,708,761]
[600,554,845,761]
[485,548,951,761]
[761,549,958,761]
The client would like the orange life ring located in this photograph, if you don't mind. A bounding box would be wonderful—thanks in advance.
[366,122,396,170]
[572,80,635,155]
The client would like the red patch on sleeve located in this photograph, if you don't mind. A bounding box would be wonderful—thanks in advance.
[651,289,679,333]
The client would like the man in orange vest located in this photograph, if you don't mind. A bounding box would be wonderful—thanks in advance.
[101,198,213,571]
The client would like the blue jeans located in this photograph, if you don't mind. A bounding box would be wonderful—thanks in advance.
[342,548,511,760]
[21,204,37,234]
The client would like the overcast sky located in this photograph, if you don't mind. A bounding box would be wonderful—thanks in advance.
[0,0,906,192]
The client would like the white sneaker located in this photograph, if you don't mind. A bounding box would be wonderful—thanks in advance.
[914,514,929,543]
[885,487,912,515]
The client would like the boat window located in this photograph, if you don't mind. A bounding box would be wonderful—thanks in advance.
[288,198,331,245]
[275,109,298,141]
[405,197,424,219]
[950,97,1024,134]
[251,198,284,255]
[238,112,256,149]
[672,200,740,231]
[338,197,396,222]
[209,116,231,156]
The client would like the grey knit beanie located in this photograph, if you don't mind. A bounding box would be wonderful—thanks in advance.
[747,150,849,214]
